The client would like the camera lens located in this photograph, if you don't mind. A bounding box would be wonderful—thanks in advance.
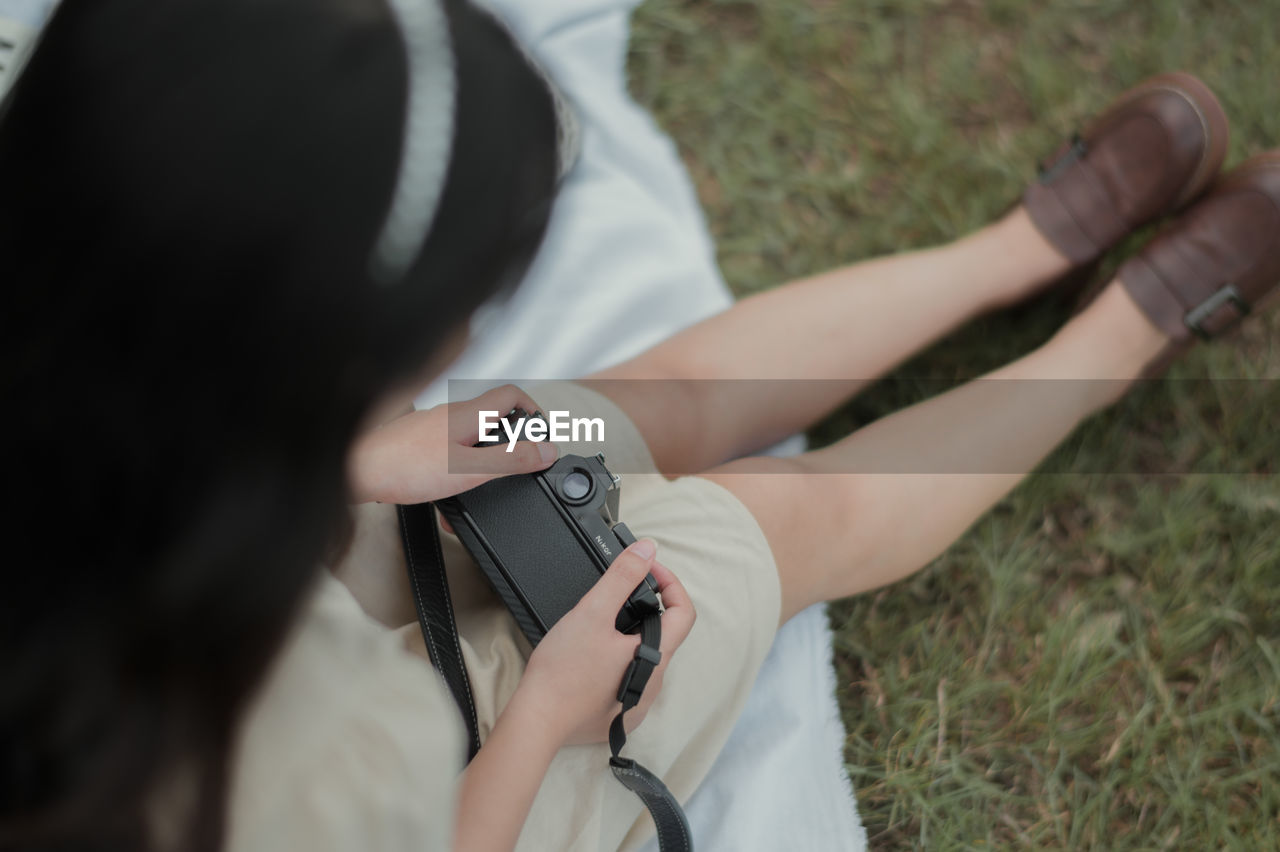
[561,470,593,502]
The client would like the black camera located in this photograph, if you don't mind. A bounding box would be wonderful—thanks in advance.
[437,413,661,646]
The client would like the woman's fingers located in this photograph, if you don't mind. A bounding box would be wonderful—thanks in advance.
[453,440,559,477]
[584,540,658,617]
[448,384,543,445]
[432,444,557,500]
[628,559,694,726]
[584,542,696,660]
[648,559,690,611]
[443,386,557,489]
[648,559,696,654]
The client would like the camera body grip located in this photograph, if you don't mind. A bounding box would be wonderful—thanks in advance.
[436,453,660,646]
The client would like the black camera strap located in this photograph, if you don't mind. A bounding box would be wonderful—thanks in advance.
[396,501,693,852]
[397,502,483,759]
[608,613,694,852]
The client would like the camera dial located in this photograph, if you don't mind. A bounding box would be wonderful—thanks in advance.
[560,469,594,503]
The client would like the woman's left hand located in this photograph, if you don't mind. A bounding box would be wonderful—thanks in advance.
[348,384,559,505]
[514,539,698,746]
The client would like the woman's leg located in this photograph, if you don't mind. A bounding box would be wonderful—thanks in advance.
[588,207,1070,473]
[698,281,1170,623]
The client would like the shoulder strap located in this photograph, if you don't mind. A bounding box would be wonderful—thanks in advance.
[397,502,482,759]
[396,502,693,852]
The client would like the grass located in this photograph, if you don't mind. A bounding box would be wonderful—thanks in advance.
[627,1,1280,847]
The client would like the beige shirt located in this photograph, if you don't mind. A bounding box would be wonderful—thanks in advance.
[225,574,465,851]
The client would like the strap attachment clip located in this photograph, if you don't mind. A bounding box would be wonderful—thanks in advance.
[618,643,663,707]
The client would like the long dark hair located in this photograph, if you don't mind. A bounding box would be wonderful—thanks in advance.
[0,1,559,849]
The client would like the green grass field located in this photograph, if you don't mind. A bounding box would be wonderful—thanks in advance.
[627,1,1280,847]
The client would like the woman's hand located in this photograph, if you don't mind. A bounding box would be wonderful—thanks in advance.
[348,384,559,505]
[514,539,697,746]
[454,543,695,852]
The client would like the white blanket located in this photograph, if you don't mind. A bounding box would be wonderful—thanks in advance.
[417,2,866,849]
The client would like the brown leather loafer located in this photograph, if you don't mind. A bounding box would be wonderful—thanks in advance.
[1118,151,1280,354]
[1024,72,1229,265]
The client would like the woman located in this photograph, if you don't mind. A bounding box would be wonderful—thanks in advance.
[3,1,1277,851]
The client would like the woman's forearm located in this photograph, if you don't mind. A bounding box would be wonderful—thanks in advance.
[453,686,565,852]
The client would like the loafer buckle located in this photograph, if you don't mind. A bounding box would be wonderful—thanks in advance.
[1037,134,1088,185]
[1185,284,1251,340]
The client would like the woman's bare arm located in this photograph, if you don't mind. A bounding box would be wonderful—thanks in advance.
[453,687,562,852]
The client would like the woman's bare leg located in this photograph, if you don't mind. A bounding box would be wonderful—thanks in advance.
[588,206,1070,472]
[698,281,1171,623]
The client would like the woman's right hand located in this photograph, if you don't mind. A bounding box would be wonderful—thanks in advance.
[347,384,558,506]
[514,539,697,747]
